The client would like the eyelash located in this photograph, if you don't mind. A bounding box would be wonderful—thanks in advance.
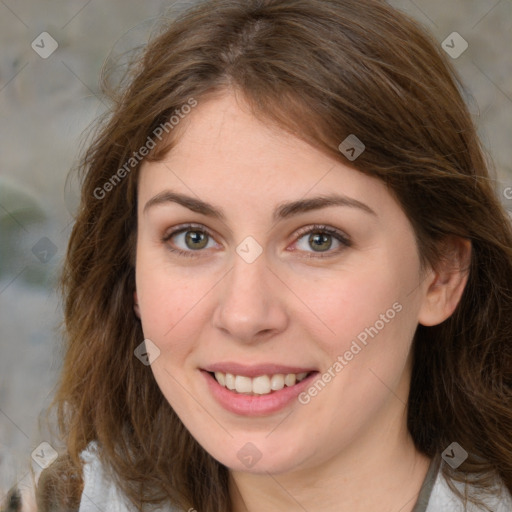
[161,223,352,259]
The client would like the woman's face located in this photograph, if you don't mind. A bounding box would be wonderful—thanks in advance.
[135,90,430,474]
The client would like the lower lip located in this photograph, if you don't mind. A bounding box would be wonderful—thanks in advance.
[201,370,318,416]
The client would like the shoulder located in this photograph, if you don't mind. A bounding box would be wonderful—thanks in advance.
[426,464,512,512]
[79,442,182,512]
[78,441,136,512]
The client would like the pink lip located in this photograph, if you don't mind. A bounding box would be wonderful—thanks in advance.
[202,362,316,378]
[200,369,319,416]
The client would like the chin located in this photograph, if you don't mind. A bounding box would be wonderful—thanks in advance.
[194,433,313,475]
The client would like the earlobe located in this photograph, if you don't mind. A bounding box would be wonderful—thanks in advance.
[417,237,471,327]
[134,291,141,318]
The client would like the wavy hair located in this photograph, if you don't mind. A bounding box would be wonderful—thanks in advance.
[35,0,512,511]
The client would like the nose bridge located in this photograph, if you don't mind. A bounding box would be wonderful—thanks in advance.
[212,238,287,341]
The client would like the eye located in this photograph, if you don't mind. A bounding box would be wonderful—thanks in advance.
[291,224,351,258]
[162,224,218,258]
[161,223,351,259]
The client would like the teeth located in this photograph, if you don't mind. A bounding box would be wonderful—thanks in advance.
[215,372,226,387]
[212,371,310,395]
[270,374,285,390]
[225,373,236,390]
[284,374,296,386]
[235,375,253,393]
[252,375,271,395]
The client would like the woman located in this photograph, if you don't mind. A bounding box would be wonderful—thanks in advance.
[5,0,512,510]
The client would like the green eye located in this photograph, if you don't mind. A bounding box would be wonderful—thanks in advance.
[292,225,351,258]
[162,225,216,257]
[162,223,351,259]
[182,230,209,250]
[307,232,333,251]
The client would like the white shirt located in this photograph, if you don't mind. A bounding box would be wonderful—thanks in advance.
[78,442,178,512]
[78,441,512,512]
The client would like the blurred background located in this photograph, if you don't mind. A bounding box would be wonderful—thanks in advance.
[0,0,511,505]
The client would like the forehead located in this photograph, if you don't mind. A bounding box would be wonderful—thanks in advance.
[137,91,397,222]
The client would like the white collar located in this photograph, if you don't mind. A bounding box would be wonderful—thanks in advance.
[78,441,512,512]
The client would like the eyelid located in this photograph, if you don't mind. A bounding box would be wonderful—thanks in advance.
[161,223,220,258]
[161,222,351,258]
[161,223,215,242]
[290,224,351,258]
[293,224,350,244]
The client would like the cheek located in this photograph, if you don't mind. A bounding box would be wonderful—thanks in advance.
[297,264,403,345]
[300,256,418,390]
[135,253,203,350]
[296,273,415,447]
[135,262,208,411]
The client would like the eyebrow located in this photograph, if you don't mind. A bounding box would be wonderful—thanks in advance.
[143,190,377,221]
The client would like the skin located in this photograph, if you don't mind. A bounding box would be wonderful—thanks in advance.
[134,89,471,512]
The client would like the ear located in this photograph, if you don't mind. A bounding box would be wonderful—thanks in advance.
[133,291,141,318]
[417,236,471,327]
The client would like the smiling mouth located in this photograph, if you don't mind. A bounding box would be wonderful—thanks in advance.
[207,370,315,396]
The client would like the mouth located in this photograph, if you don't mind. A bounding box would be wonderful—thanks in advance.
[206,370,313,396]
[199,365,319,416]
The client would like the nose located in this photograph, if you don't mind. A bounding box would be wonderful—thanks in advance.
[211,248,289,344]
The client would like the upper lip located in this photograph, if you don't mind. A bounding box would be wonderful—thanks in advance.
[202,362,317,378]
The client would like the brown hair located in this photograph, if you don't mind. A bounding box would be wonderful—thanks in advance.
[36,0,512,511]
